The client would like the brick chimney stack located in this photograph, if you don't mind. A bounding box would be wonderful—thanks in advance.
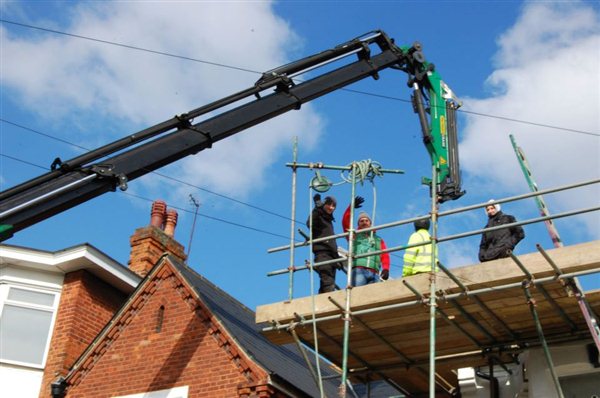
[128,200,186,277]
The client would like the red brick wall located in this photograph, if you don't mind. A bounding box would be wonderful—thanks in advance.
[39,270,128,398]
[129,226,186,277]
[65,263,269,398]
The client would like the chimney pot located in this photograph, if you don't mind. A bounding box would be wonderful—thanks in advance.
[129,202,186,277]
[164,209,178,237]
[150,200,167,229]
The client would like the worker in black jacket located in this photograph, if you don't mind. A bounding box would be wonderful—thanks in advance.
[479,200,525,262]
[307,194,341,293]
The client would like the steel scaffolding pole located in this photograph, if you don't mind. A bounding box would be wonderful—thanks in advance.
[403,279,483,348]
[263,266,600,332]
[509,134,600,351]
[340,162,358,397]
[307,186,326,398]
[328,297,414,365]
[437,261,521,341]
[522,280,565,398]
[288,138,299,301]
[537,244,600,351]
[510,253,578,331]
[429,163,439,398]
[268,178,599,256]
[329,296,457,396]
[290,325,322,392]
[436,178,600,218]
[268,205,600,277]
[309,320,411,397]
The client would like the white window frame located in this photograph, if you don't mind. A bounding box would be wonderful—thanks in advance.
[0,282,60,369]
[113,385,189,398]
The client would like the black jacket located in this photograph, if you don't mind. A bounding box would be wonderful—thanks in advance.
[307,206,338,254]
[479,211,525,262]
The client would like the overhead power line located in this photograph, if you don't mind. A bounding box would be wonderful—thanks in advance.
[0,117,299,223]
[124,191,293,241]
[0,19,260,75]
[1,19,598,138]
[0,153,47,170]
[2,151,405,265]
[1,119,89,151]
[0,152,294,241]
[457,109,600,137]
[342,88,600,137]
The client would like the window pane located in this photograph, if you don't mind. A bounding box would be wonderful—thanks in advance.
[0,304,53,365]
[7,288,55,307]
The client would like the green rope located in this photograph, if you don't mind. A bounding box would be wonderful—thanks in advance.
[341,160,384,275]
[340,159,383,185]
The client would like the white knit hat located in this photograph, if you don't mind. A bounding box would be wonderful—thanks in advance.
[486,199,501,213]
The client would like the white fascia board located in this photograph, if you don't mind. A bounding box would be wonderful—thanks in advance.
[0,244,140,293]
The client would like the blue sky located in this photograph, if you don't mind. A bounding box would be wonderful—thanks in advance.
[1,0,599,309]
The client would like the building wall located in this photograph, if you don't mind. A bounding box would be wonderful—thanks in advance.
[527,342,600,398]
[0,265,63,398]
[459,341,600,398]
[65,266,269,398]
[0,363,46,397]
[39,270,128,398]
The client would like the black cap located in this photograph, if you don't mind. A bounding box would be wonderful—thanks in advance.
[414,219,430,231]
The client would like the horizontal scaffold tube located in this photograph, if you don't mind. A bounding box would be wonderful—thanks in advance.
[262,267,600,332]
[267,178,600,255]
[268,205,600,276]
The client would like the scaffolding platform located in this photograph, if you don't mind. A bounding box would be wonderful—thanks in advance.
[256,240,600,395]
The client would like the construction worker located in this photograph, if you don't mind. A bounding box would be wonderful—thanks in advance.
[403,219,437,276]
[342,196,390,286]
[479,200,525,262]
[307,194,342,293]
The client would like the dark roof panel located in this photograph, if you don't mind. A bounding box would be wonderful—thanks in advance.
[171,257,341,397]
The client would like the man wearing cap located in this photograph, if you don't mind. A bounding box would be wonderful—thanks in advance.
[479,200,525,262]
[403,218,437,276]
[307,194,342,293]
[342,196,390,287]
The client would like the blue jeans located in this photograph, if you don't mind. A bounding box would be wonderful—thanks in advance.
[351,267,378,287]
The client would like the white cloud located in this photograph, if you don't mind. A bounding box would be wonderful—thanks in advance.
[1,1,322,200]
[460,2,600,236]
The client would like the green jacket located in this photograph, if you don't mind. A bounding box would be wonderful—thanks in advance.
[354,232,382,271]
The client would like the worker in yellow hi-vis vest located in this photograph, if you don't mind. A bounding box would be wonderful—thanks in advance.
[403,219,438,276]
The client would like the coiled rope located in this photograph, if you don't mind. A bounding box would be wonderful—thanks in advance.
[340,159,384,185]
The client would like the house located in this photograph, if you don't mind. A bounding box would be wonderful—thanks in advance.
[2,200,399,397]
[45,201,354,398]
[0,242,140,398]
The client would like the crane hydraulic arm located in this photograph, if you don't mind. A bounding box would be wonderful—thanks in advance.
[0,30,464,242]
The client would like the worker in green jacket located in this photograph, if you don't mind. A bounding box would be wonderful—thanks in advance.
[403,219,437,276]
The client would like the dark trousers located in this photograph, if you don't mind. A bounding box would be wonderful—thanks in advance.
[314,251,339,293]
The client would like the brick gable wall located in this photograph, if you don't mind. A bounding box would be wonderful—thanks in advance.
[39,270,128,398]
[128,226,186,278]
[64,261,270,398]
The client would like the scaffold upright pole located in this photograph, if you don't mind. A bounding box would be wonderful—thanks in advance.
[288,137,299,301]
[340,162,358,397]
[522,280,565,398]
[429,164,439,398]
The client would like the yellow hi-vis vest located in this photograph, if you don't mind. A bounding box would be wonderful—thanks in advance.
[403,229,437,276]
